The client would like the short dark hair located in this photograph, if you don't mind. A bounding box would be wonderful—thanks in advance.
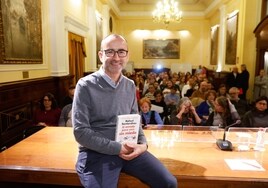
[255,96,268,104]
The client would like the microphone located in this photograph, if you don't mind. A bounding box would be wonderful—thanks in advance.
[216,120,241,151]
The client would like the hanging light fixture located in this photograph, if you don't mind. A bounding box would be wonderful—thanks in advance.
[152,0,182,27]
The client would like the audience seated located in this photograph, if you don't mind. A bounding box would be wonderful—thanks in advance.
[181,78,195,97]
[228,87,250,120]
[164,86,180,115]
[142,72,157,96]
[58,103,72,127]
[139,97,163,127]
[217,84,230,98]
[162,80,176,97]
[196,90,217,125]
[144,83,156,101]
[170,97,201,126]
[151,91,168,121]
[190,80,208,107]
[33,92,61,126]
[242,96,268,127]
[205,96,240,128]
[61,85,75,108]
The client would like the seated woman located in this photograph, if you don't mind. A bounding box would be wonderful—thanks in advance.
[205,96,240,128]
[196,90,217,125]
[151,90,168,121]
[170,97,202,126]
[216,84,230,98]
[139,97,163,127]
[58,103,72,127]
[242,96,268,127]
[33,92,61,126]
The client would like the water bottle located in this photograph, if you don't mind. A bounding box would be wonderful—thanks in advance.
[254,128,266,151]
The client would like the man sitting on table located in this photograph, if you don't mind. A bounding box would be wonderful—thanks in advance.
[72,34,177,188]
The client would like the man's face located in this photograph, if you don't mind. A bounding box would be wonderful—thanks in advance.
[200,82,207,92]
[229,89,239,100]
[98,36,128,75]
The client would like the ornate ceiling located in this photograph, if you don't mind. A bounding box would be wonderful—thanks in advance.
[113,0,215,14]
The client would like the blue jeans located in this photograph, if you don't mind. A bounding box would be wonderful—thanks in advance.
[76,150,178,188]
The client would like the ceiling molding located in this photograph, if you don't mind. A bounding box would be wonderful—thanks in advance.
[110,0,221,19]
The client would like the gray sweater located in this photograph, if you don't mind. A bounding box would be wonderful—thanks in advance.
[72,70,146,155]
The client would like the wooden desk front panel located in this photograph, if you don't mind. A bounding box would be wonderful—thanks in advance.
[0,127,268,188]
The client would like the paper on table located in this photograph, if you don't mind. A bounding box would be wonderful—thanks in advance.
[225,159,265,171]
[151,104,163,113]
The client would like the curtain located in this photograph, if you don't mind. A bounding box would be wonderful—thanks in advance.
[68,32,86,84]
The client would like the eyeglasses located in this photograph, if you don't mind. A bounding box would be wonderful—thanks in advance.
[102,49,128,58]
[257,102,267,106]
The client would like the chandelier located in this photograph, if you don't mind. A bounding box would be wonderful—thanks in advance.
[152,0,182,26]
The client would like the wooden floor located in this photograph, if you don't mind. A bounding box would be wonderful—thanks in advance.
[0,127,268,188]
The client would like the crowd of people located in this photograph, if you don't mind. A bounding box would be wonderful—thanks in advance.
[33,65,268,129]
[33,85,75,127]
[31,34,268,188]
[123,64,268,128]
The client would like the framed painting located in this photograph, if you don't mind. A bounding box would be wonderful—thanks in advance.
[225,12,239,65]
[0,0,42,64]
[210,25,219,65]
[143,39,180,59]
[96,13,103,68]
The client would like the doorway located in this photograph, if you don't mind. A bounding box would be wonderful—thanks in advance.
[68,32,86,84]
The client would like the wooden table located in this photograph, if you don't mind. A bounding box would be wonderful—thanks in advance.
[0,127,268,188]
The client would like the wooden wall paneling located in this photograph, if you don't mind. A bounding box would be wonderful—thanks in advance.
[0,75,72,150]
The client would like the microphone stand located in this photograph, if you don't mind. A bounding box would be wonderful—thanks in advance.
[216,120,241,151]
[216,129,233,151]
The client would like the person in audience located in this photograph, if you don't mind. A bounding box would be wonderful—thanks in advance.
[164,86,180,115]
[205,96,240,128]
[153,81,161,92]
[162,80,175,97]
[134,76,144,100]
[225,66,241,90]
[142,73,157,96]
[182,78,196,98]
[239,64,249,100]
[139,97,163,126]
[228,87,250,120]
[196,90,217,125]
[33,92,61,126]
[171,76,181,92]
[159,77,168,91]
[61,85,75,108]
[217,84,229,98]
[144,83,156,101]
[151,91,168,121]
[178,76,186,93]
[190,80,207,107]
[195,65,202,75]
[72,34,177,188]
[242,96,268,127]
[170,97,201,126]
[253,69,268,101]
[58,103,72,127]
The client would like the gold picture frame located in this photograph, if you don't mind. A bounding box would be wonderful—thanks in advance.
[143,39,180,59]
[210,25,219,65]
[0,0,42,64]
[225,12,239,65]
